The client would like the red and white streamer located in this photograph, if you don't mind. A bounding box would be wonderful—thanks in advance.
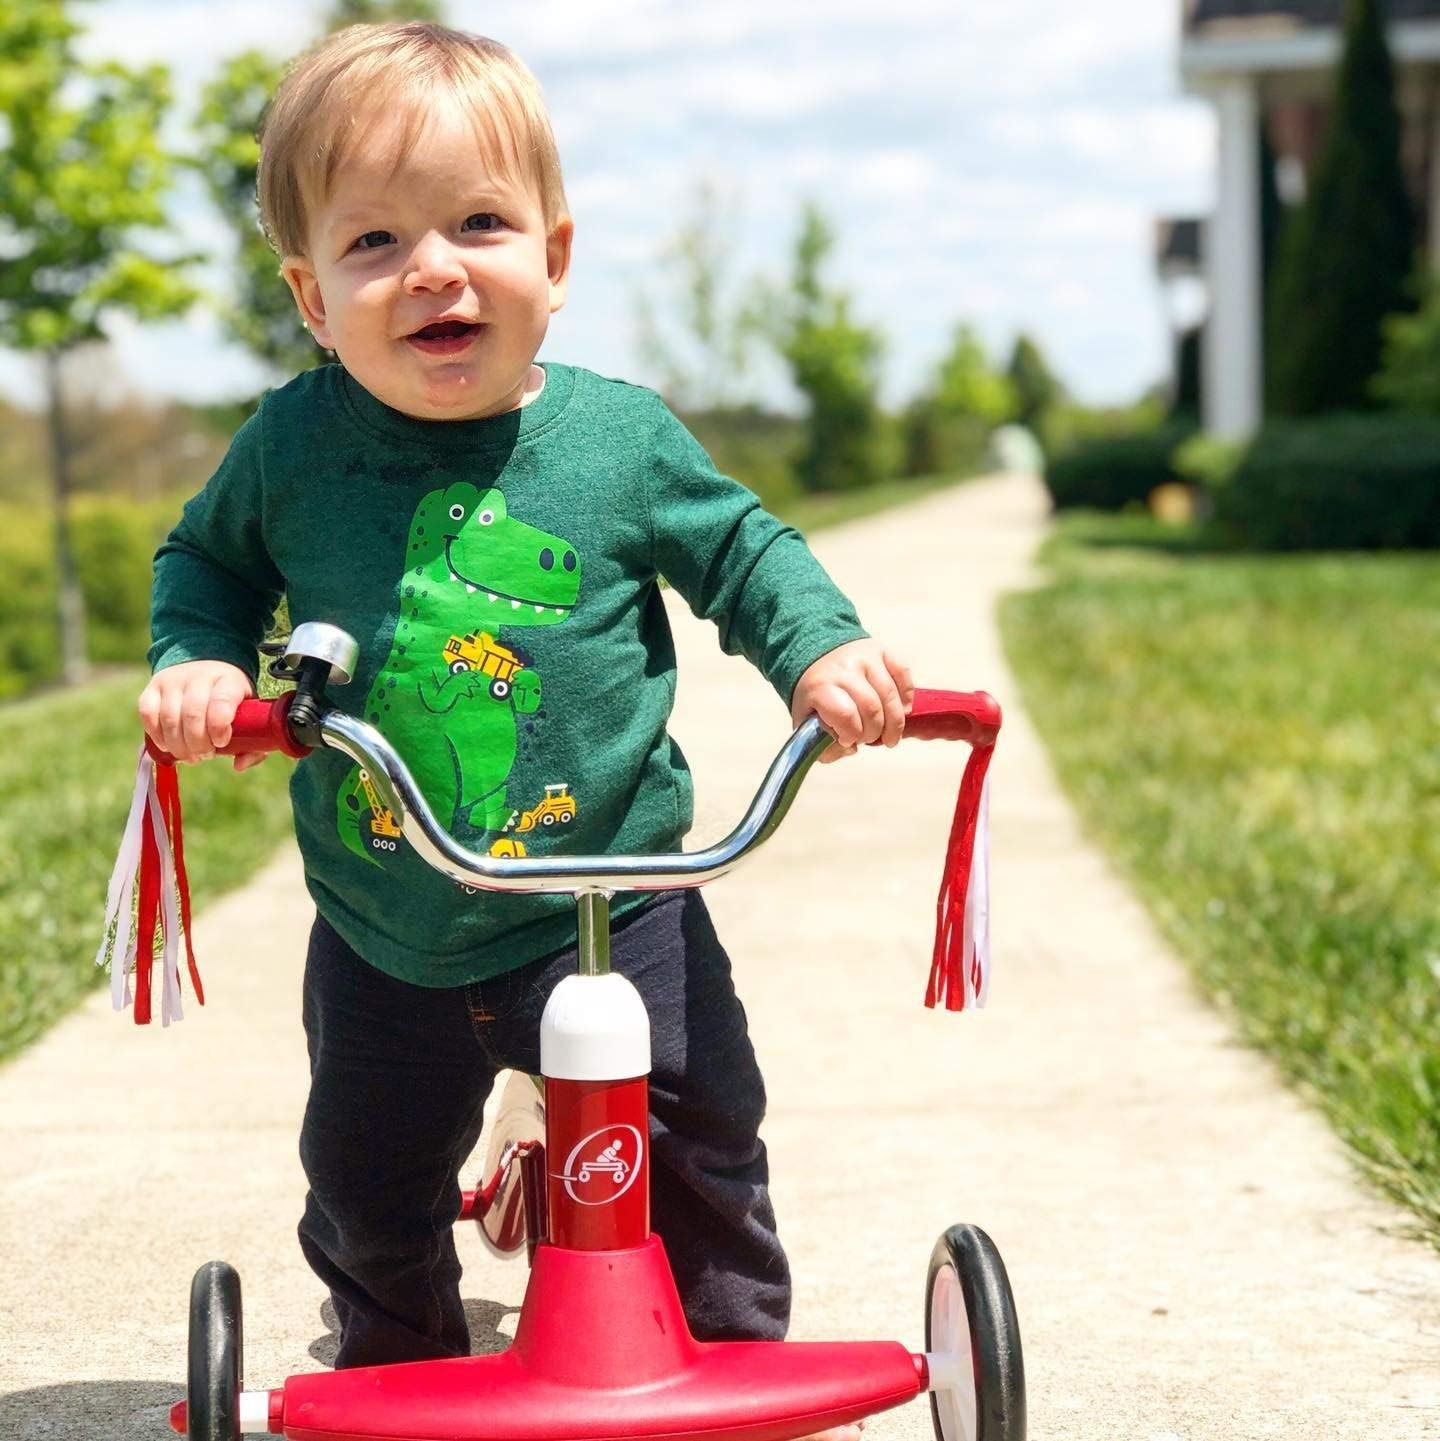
[924,742,994,1012]
[95,742,203,1025]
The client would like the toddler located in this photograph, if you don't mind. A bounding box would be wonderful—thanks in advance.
[139,23,912,1432]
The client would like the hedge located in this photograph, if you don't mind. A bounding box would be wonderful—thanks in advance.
[1215,413,1440,550]
[1042,424,1195,511]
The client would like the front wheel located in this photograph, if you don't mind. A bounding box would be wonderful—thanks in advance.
[925,1224,1025,1441]
[188,1260,243,1441]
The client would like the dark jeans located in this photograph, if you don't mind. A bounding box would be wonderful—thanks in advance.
[298,891,790,1369]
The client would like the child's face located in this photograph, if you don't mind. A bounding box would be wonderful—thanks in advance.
[280,96,573,422]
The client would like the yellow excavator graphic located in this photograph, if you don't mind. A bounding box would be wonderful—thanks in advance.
[358,768,402,852]
[443,631,525,699]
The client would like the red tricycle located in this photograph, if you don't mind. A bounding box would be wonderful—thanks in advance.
[135,623,1023,1441]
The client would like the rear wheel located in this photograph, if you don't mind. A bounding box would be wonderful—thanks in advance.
[187,1260,242,1441]
[925,1224,1025,1441]
[475,1070,546,1259]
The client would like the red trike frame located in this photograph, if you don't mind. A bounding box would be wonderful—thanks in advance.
[154,681,1007,1441]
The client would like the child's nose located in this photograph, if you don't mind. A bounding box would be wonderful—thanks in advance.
[405,231,468,291]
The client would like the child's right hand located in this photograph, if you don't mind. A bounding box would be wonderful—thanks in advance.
[138,660,267,771]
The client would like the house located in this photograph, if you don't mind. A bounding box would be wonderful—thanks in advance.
[1180,0,1440,436]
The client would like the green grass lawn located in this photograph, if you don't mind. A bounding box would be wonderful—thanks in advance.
[0,670,295,1061]
[1000,512,1440,1249]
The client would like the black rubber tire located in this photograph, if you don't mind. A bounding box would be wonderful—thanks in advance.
[925,1224,1025,1441]
[187,1260,243,1441]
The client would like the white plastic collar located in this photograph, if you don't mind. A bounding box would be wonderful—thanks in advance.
[540,973,652,1081]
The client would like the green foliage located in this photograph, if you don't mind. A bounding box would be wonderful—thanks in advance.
[1039,394,1170,459]
[0,671,295,1061]
[635,181,759,412]
[751,203,885,492]
[900,324,1011,479]
[898,404,990,481]
[1005,332,1064,437]
[189,49,326,378]
[1001,517,1440,1248]
[1266,0,1417,415]
[1042,424,1194,511]
[0,493,183,698]
[188,1,442,380]
[1213,413,1440,550]
[1372,279,1440,413]
[1172,431,1245,493]
[0,0,201,684]
[0,0,200,353]
[933,323,1015,424]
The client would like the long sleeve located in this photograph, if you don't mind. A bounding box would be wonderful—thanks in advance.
[148,401,285,686]
[643,398,868,707]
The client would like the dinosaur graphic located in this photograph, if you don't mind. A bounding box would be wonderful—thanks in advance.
[337,482,581,865]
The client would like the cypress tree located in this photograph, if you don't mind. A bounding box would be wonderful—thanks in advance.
[1265,0,1417,415]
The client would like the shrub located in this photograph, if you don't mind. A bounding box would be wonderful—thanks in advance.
[899,401,990,480]
[1042,424,1194,511]
[1213,413,1440,550]
[0,505,62,698]
[0,493,184,698]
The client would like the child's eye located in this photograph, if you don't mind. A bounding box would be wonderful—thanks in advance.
[462,213,503,234]
[353,230,394,251]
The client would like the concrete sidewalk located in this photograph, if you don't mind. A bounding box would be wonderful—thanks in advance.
[2,471,1437,1440]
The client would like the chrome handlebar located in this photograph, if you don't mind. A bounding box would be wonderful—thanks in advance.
[319,708,835,897]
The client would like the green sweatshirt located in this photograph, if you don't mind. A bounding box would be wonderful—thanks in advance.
[150,361,867,985]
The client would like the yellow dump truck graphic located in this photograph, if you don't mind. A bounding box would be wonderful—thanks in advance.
[443,631,524,700]
[358,768,402,851]
[512,783,577,833]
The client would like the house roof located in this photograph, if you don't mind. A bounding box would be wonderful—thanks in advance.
[1187,0,1440,31]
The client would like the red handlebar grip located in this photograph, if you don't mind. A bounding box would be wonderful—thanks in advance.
[902,688,1002,747]
[144,692,311,765]
[222,693,311,758]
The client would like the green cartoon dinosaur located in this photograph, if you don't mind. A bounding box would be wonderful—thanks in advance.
[337,482,581,865]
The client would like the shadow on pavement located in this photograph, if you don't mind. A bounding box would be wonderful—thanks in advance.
[0,1298,521,1438]
[308,1295,521,1365]
[0,1381,182,1440]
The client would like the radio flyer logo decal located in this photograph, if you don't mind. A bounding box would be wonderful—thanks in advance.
[556,1124,643,1205]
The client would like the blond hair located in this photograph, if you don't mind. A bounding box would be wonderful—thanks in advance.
[257,22,568,257]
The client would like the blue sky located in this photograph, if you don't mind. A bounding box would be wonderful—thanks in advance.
[0,0,1215,414]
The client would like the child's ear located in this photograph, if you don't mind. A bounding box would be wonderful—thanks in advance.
[546,216,574,314]
[280,255,335,349]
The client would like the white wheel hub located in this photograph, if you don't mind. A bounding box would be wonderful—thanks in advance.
[929,1260,978,1441]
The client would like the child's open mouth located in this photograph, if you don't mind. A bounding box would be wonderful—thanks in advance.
[406,319,484,355]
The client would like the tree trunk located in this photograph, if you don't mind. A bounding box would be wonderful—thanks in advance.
[45,349,89,686]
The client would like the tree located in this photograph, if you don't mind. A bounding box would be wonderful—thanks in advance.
[634,180,758,412]
[1266,0,1417,415]
[1005,332,1063,436]
[901,325,1012,478]
[753,203,884,492]
[0,0,199,683]
[1371,276,1440,412]
[189,0,443,382]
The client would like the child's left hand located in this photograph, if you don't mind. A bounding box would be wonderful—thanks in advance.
[791,639,914,764]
